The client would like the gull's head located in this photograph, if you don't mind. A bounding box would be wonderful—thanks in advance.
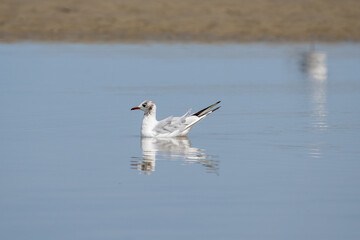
[131,100,156,114]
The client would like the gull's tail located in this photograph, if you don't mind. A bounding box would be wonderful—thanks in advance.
[192,101,221,118]
[183,101,221,131]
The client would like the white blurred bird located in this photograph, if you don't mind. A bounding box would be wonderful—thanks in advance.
[131,100,221,137]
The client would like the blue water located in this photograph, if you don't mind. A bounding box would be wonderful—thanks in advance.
[1,43,360,240]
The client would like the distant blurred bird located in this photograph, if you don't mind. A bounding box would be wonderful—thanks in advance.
[131,100,221,137]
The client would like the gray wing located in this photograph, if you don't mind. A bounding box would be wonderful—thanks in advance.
[153,101,221,137]
[153,110,192,136]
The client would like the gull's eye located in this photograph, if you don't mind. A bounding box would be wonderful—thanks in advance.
[142,103,147,107]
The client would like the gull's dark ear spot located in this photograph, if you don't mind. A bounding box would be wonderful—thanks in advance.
[149,105,153,111]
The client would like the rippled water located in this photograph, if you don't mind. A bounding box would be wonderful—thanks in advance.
[1,43,360,240]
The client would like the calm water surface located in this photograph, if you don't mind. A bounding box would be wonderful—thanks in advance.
[1,43,360,239]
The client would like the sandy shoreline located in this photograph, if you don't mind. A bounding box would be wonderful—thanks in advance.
[1,0,360,43]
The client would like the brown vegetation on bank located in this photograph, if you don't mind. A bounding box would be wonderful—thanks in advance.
[0,0,359,42]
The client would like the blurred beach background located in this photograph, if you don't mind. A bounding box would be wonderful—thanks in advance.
[1,0,360,42]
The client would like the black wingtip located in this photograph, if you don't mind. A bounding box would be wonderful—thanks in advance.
[211,106,221,113]
[192,101,221,117]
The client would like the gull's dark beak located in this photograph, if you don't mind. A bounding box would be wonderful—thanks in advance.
[131,107,141,110]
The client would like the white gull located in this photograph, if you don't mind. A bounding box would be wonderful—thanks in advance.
[131,100,221,137]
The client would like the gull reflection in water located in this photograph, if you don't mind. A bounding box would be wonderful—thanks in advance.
[131,137,219,175]
[301,50,328,158]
